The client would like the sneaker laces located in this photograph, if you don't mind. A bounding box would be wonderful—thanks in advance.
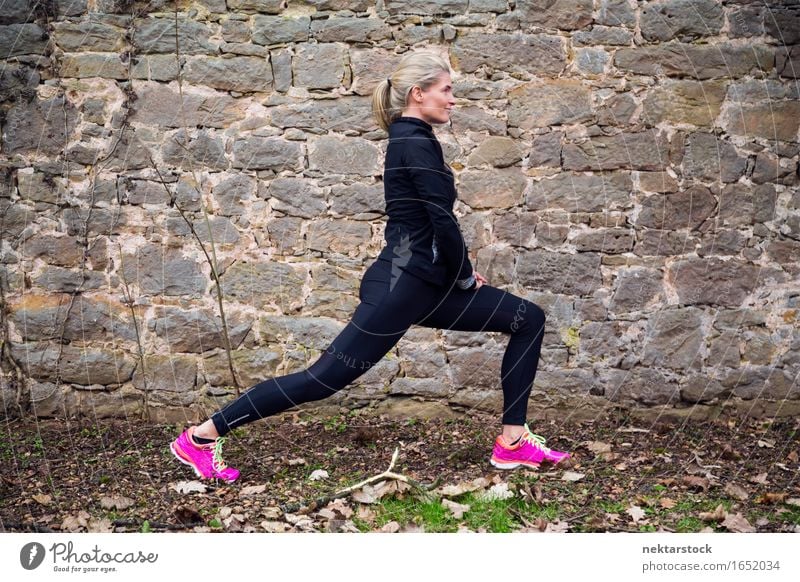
[520,423,552,454]
[212,437,229,472]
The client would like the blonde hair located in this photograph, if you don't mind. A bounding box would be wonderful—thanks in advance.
[371,50,452,133]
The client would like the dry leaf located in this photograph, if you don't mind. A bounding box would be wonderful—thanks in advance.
[438,477,490,497]
[317,508,337,520]
[561,471,585,482]
[682,476,710,492]
[724,483,749,501]
[61,511,90,532]
[240,484,267,496]
[757,439,775,449]
[99,495,135,510]
[32,494,51,506]
[87,518,114,533]
[170,481,207,494]
[787,450,798,463]
[605,513,621,524]
[659,498,677,509]
[326,498,354,519]
[626,505,646,524]
[380,521,400,533]
[287,458,306,466]
[442,498,471,519]
[786,498,800,508]
[749,472,769,485]
[262,506,282,520]
[476,482,514,501]
[356,505,376,523]
[544,520,570,533]
[309,469,329,481]
[261,521,289,533]
[722,513,755,533]
[352,485,378,504]
[756,492,787,504]
[583,441,613,454]
[699,504,727,522]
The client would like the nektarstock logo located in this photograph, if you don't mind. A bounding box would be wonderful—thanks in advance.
[20,542,46,570]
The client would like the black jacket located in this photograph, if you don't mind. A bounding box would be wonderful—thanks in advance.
[377,116,475,289]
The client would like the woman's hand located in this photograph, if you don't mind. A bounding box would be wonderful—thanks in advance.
[474,271,488,289]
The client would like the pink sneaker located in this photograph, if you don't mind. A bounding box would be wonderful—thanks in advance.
[490,424,571,470]
[170,426,240,482]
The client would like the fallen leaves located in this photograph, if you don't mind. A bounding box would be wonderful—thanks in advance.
[309,469,329,481]
[170,481,207,494]
[99,495,135,510]
[721,513,755,533]
[723,483,749,501]
[699,504,727,522]
[442,498,470,519]
[437,477,490,497]
[239,484,267,496]
[475,482,514,501]
[681,476,710,492]
[561,471,585,482]
[626,505,647,524]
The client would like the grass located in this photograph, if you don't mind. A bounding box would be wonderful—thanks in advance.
[366,490,563,533]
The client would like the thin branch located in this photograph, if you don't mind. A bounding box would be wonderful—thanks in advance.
[280,446,442,514]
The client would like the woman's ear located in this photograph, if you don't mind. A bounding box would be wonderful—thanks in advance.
[408,85,422,104]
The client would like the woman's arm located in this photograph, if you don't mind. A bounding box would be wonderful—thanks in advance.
[404,139,474,284]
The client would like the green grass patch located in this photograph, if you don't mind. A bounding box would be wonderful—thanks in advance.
[369,491,562,533]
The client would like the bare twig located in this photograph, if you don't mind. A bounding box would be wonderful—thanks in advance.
[280,446,442,513]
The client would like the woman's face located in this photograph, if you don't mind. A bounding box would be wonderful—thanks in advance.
[414,72,456,125]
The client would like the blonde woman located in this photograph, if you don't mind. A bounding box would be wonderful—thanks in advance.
[170,50,570,482]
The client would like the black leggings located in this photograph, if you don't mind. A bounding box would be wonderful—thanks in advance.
[211,258,546,435]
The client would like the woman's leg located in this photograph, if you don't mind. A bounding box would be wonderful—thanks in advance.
[414,283,546,429]
[207,260,442,436]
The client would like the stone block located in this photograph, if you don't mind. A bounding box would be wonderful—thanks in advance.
[508,79,593,129]
[222,261,306,311]
[527,172,632,212]
[609,267,665,313]
[641,308,704,370]
[232,137,303,171]
[640,0,723,42]
[308,135,380,176]
[131,82,245,129]
[151,306,251,353]
[518,250,602,296]
[266,177,326,219]
[635,186,717,230]
[458,167,526,209]
[184,56,273,92]
[667,258,759,307]
[293,44,347,89]
[562,130,670,171]
[10,343,136,385]
[642,80,726,127]
[252,15,310,45]
[615,42,773,79]
[121,244,208,297]
[452,33,566,75]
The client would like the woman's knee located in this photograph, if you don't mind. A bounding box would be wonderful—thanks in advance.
[510,299,546,334]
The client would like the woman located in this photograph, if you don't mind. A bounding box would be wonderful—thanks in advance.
[170,50,570,482]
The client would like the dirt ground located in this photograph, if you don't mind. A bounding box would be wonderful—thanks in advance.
[1,408,798,533]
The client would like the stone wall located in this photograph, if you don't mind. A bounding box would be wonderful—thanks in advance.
[1,0,798,424]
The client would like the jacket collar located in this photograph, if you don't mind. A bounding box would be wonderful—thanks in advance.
[392,116,433,132]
